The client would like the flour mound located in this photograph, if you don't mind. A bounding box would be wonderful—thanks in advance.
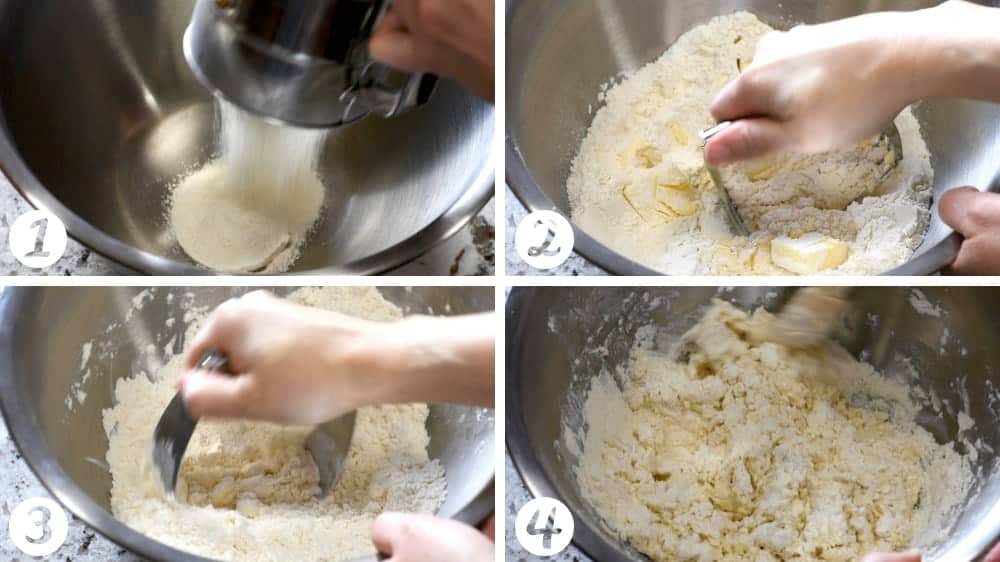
[567,12,933,275]
[574,301,970,562]
[169,102,327,273]
[171,162,324,273]
[102,287,447,562]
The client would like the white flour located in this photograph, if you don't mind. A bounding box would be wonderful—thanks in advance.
[169,102,327,273]
[567,12,933,275]
[102,288,447,561]
[573,301,971,561]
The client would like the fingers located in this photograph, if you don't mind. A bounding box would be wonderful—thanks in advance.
[704,118,788,166]
[939,187,1000,236]
[711,77,763,123]
[949,232,1000,275]
[861,552,921,562]
[186,300,243,369]
[370,29,431,74]
[372,513,493,562]
[937,187,1000,274]
[985,541,1000,562]
[178,369,256,420]
[186,291,274,370]
[710,66,780,123]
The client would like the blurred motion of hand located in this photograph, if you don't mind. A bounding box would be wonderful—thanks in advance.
[371,513,494,562]
[370,0,495,101]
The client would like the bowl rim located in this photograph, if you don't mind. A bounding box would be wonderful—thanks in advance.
[0,100,495,277]
[507,133,986,277]
[0,287,496,562]
[505,286,639,562]
[505,286,1000,562]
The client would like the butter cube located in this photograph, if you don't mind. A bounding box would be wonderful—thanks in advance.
[670,123,689,146]
[210,476,237,508]
[657,185,699,216]
[770,234,849,274]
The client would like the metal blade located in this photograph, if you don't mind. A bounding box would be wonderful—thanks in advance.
[151,349,229,497]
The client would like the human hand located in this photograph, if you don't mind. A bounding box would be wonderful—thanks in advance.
[706,0,1000,165]
[939,187,1000,275]
[863,542,1000,562]
[178,291,386,425]
[178,291,495,425]
[370,0,494,101]
[861,552,921,562]
[371,512,494,562]
[705,10,920,165]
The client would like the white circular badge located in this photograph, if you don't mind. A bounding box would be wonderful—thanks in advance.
[8,497,69,557]
[514,497,574,557]
[514,210,574,270]
[8,209,67,269]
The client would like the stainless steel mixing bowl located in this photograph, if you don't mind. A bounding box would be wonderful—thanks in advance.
[506,0,1000,275]
[507,287,1000,561]
[0,1,494,275]
[0,286,495,562]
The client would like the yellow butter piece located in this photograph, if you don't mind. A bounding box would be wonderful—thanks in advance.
[747,164,778,182]
[770,233,849,274]
[750,242,773,273]
[670,123,689,146]
[657,185,699,216]
[635,145,662,168]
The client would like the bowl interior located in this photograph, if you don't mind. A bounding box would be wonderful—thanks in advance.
[507,287,1000,561]
[506,0,1000,271]
[1,286,494,559]
[0,0,494,272]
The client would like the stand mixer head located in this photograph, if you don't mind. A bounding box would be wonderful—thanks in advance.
[183,0,437,128]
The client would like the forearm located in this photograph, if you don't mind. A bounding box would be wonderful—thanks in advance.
[353,313,495,409]
[905,1,1000,103]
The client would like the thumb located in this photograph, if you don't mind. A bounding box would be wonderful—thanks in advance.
[939,186,1000,237]
[371,513,493,562]
[370,29,429,74]
[178,370,254,420]
[861,552,921,562]
[704,118,789,166]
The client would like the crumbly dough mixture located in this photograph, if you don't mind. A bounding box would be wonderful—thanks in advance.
[169,103,326,273]
[574,301,969,561]
[567,12,933,275]
[102,288,447,562]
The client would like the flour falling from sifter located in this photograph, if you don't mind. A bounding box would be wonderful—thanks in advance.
[169,100,329,273]
[215,101,327,199]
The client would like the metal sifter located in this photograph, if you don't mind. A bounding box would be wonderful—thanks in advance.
[183,0,438,128]
[152,349,357,499]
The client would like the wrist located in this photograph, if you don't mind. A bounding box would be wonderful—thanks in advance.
[364,314,494,408]
[336,316,449,407]
[905,1,1000,100]
[317,317,400,411]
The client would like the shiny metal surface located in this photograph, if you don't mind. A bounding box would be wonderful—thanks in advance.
[506,0,1000,275]
[508,287,1000,562]
[0,0,494,275]
[0,286,494,562]
[185,0,437,128]
[699,121,751,236]
[308,410,358,498]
